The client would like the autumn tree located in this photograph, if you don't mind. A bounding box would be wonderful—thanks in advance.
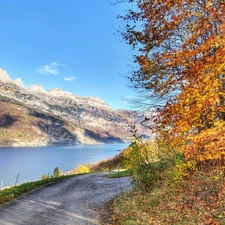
[118,0,225,162]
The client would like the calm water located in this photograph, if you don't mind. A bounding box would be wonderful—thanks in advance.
[0,143,129,188]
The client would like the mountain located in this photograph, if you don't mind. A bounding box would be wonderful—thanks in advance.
[0,69,152,147]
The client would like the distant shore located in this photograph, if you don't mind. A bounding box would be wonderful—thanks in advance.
[0,141,129,148]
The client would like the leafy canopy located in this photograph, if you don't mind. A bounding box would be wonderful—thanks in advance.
[119,0,225,162]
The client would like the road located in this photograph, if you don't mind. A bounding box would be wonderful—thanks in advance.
[0,173,131,225]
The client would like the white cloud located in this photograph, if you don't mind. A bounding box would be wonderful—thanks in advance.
[50,62,60,66]
[36,62,62,75]
[64,76,79,82]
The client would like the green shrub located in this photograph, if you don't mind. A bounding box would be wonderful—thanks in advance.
[53,167,59,177]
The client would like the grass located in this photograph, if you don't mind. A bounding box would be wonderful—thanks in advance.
[105,168,225,225]
[96,149,225,225]
[0,173,87,206]
[95,139,225,224]
[107,169,133,178]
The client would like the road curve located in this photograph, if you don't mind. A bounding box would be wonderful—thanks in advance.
[0,173,131,225]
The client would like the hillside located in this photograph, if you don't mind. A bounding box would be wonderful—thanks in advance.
[0,68,151,146]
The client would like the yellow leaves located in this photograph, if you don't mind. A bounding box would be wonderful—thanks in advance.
[160,70,225,162]
[73,164,90,174]
[185,120,225,161]
[185,160,197,170]
[121,0,225,166]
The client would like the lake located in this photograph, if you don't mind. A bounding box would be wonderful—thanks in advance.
[0,143,129,188]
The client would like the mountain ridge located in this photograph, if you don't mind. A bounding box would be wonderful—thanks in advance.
[0,69,151,147]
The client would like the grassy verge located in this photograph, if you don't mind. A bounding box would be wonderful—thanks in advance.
[0,173,88,206]
[95,137,225,224]
[107,169,133,178]
[106,169,225,225]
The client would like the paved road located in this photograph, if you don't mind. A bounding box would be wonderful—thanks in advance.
[0,173,131,225]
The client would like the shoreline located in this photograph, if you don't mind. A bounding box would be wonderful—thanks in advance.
[0,141,129,148]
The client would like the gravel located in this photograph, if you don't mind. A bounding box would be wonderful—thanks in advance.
[0,173,131,225]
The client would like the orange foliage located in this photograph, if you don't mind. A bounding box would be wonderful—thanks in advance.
[120,0,225,162]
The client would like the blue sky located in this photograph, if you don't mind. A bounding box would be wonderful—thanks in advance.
[0,0,135,110]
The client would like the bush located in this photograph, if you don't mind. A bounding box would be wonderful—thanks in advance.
[59,170,64,176]
[74,164,90,174]
[53,167,59,177]
[41,174,48,180]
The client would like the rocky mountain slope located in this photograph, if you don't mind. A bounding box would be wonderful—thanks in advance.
[0,68,151,146]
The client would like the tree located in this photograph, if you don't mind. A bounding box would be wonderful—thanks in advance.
[53,167,59,177]
[118,0,225,162]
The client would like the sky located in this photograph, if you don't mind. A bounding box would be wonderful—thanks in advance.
[0,0,135,110]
